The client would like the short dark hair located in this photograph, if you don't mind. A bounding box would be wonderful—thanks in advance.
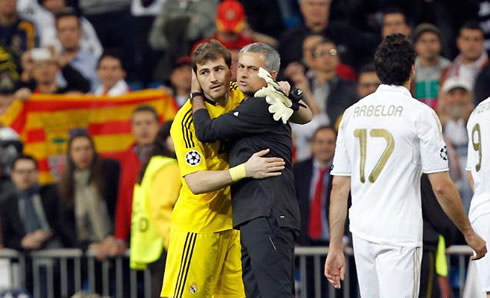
[312,126,337,141]
[383,6,407,19]
[55,8,80,28]
[12,154,38,170]
[374,34,415,86]
[191,40,232,72]
[358,63,376,76]
[132,105,159,122]
[97,49,124,70]
[459,20,484,37]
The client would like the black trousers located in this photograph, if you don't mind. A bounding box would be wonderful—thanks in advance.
[239,216,297,298]
[419,249,439,298]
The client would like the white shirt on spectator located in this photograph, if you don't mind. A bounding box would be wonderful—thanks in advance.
[332,84,448,247]
[17,0,103,59]
[466,97,490,223]
[291,114,329,162]
[131,0,166,16]
[95,80,129,96]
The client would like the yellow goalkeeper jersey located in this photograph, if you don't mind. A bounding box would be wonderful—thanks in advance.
[169,82,244,233]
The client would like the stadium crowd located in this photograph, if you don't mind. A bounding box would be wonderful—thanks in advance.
[0,0,489,297]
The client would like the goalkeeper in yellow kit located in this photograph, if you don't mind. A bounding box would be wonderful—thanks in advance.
[161,40,311,298]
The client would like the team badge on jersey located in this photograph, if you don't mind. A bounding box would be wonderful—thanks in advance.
[439,145,448,160]
[186,150,202,166]
[189,283,198,294]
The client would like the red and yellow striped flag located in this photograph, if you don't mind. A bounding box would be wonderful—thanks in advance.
[0,90,178,184]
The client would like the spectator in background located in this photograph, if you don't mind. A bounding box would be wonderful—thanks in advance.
[357,64,380,99]
[0,0,38,55]
[194,0,254,51]
[17,0,103,59]
[0,154,64,295]
[381,6,412,38]
[78,0,137,82]
[293,126,341,297]
[130,120,181,298]
[130,0,166,87]
[442,21,488,89]
[94,51,129,96]
[413,23,451,109]
[438,78,474,213]
[149,0,217,81]
[193,0,278,52]
[161,57,191,108]
[0,155,63,251]
[308,38,358,127]
[279,0,375,72]
[16,47,90,97]
[284,33,356,84]
[55,9,98,90]
[57,131,120,259]
[294,126,336,246]
[109,105,159,256]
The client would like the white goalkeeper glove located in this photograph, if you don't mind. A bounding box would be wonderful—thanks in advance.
[255,67,294,124]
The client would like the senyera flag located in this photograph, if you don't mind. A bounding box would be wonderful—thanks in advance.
[1,90,178,184]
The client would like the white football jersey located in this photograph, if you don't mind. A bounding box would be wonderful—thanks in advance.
[332,84,448,246]
[466,97,490,223]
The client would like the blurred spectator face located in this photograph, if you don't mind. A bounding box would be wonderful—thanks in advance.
[57,16,82,52]
[170,64,192,93]
[56,16,82,51]
[300,0,330,28]
[43,0,65,13]
[443,87,472,120]
[311,128,336,163]
[414,32,441,60]
[303,35,323,68]
[11,159,38,190]
[357,71,380,98]
[70,136,94,170]
[0,0,16,18]
[237,52,270,94]
[196,57,232,101]
[97,56,126,91]
[32,59,58,85]
[382,13,411,37]
[457,29,485,61]
[312,42,339,74]
[131,111,159,146]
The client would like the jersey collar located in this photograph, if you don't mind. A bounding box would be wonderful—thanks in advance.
[376,84,412,98]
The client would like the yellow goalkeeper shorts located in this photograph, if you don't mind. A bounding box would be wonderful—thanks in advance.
[160,227,245,298]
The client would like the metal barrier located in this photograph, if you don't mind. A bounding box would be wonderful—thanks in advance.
[0,246,476,298]
[0,249,152,298]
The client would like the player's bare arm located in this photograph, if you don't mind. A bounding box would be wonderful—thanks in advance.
[185,148,285,195]
[428,172,487,260]
[324,175,350,289]
[467,171,475,191]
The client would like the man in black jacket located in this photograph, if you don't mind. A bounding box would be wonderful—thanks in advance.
[0,155,63,251]
[191,42,311,298]
[0,155,64,296]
